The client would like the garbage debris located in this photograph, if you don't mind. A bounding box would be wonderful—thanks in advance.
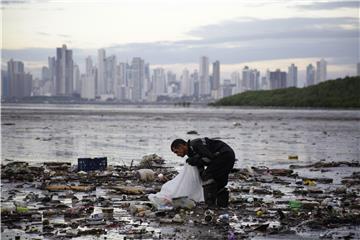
[78,157,107,172]
[139,154,165,168]
[187,130,198,135]
[136,169,155,182]
[1,158,359,240]
[288,155,299,160]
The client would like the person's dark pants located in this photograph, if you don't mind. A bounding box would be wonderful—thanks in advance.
[202,151,235,207]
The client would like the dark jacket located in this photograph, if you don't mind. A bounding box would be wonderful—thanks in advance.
[186,137,234,167]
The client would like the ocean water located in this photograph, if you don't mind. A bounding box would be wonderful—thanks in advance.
[1,104,359,168]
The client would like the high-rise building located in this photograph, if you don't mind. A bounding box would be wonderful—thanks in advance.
[7,59,32,98]
[306,64,315,87]
[81,56,96,100]
[55,44,73,96]
[81,68,96,100]
[199,56,210,96]
[1,70,10,97]
[316,58,327,84]
[212,61,220,91]
[181,68,190,96]
[269,69,287,89]
[231,71,241,93]
[357,62,360,76]
[287,63,298,87]
[153,68,166,97]
[105,55,117,95]
[191,70,199,98]
[73,64,81,94]
[220,79,235,98]
[129,57,145,102]
[97,49,106,95]
[143,63,151,100]
[48,57,56,95]
[242,66,260,91]
[115,62,128,100]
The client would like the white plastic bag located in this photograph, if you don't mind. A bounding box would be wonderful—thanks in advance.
[148,163,204,209]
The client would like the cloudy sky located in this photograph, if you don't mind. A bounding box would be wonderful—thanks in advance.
[1,0,359,84]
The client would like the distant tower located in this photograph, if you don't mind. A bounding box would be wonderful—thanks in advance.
[48,57,56,95]
[105,55,117,94]
[55,44,73,96]
[269,69,287,90]
[287,63,298,87]
[153,68,166,97]
[306,64,315,87]
[316,58,327,84]
[81,60,96,100]
[242,66,260,91]
[7,59,32,97]
[73,64,80,94]
[231,71,241,93]
[130,57,145,102]
[97,49,106,95]
[212,61,220,90]
[181,68,190,96]
[199,56,210,96]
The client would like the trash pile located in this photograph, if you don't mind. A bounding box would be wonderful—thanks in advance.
[1,156,360,239]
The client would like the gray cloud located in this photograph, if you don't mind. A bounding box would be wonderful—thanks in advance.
[2,17,358,68]
[187,17,357,43]
[296,1,359,10]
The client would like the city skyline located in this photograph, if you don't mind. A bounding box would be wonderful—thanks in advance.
[1,0,359,80]
[3,44,344,102]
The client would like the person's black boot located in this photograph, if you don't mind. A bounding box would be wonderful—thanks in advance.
[216,187,229,208]
[203,180,217,209]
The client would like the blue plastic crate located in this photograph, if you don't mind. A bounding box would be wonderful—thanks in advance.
[78,157,107,172]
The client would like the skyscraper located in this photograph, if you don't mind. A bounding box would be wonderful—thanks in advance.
[212,61,220,91]
[287,63,298,87]
[48,57,56,95]
[316,58,327,84]
[97,49,106,95]
[130,57,145,102]
[269,69,287,89]
[73,64,81,94]
[1,70,10,97]
[231,71,241,93]
[242,66,250,91]
[115,62,128,100]
[153,68,166,97]
[242,66,260,91]
[105,55,117,95]
[7,59,33,98]
[191,70,199,98]
[181,68,190,96]
[306,64,315,87]
[55,44,73,96]
[81,56,96,100]
[199,56,210,96]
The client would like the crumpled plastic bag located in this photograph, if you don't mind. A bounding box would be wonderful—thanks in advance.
[148,163,204,210]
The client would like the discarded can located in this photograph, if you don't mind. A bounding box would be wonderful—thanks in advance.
[204,209,214,222]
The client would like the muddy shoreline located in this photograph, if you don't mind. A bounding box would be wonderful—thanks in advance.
[1,156,359,240]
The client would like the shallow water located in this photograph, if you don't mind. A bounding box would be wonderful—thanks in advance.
[1,104,359,168]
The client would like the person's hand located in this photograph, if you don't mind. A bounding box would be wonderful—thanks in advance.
[186,157,197,166]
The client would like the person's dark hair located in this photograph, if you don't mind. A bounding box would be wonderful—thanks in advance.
[171,139,186,150]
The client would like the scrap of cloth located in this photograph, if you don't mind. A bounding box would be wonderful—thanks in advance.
[148,163,204,205]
